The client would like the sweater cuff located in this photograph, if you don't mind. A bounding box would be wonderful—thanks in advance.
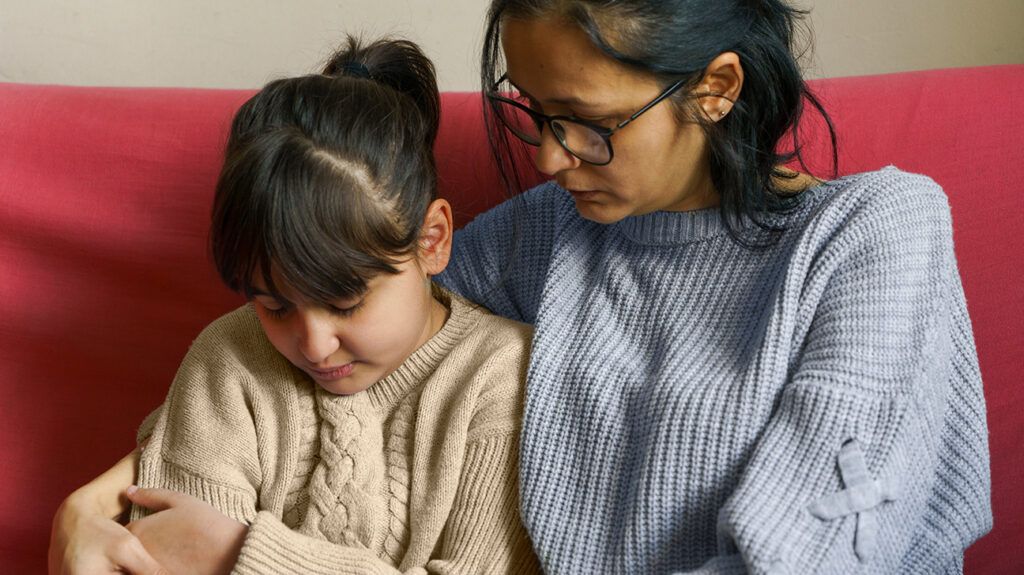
[233,511,400,575]
[131,450,257,524]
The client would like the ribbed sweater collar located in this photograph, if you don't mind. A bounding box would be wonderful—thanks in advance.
[609,179,837,247]
[613,206,728,246]
[367,285,479,412]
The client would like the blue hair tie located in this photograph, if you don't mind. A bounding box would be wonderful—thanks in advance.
[342,61,371,79]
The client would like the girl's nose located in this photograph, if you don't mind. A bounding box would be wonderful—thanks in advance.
[295,310,341,365]
[533,125,581,176]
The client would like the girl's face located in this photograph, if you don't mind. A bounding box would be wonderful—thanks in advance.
[251,200,452,396]
[500,17,720,223]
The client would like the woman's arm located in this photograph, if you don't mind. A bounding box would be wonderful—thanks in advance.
[683,177,991,573]
[48,448,165,575]
[68,447,139,520]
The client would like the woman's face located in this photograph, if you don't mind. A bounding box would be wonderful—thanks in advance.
[501,16,718,223]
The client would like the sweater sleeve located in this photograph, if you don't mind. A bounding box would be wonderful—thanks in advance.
[436,182,562,324]
[135,404,163,446]
[685,176,991,573]
[130,309,270,525]
[232,435,539,575]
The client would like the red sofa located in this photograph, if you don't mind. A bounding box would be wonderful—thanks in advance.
[1,65,1021,573]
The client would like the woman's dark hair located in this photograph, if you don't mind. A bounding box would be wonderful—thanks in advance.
[211,37,440,303]
[481,0,837,242]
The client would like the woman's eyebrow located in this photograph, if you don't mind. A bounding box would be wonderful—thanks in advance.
[508,77,596,108]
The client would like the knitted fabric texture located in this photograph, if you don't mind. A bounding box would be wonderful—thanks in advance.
[280,380,318,528]
[299,390,386,549]
[438,168,992,574]
[132,288,540,574]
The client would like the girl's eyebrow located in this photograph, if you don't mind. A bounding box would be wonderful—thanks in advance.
[251,288,289,303]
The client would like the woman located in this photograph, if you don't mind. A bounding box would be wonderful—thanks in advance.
[51,1,991,573]
[438,0,990,573]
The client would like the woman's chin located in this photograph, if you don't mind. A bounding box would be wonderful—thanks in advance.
[572,197,627,224]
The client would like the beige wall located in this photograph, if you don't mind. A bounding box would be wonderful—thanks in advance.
[1,1,1022,91]
[0,0,491,90]
[804,0,1024,78]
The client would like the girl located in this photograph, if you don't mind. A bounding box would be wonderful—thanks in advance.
[54,37,539,574]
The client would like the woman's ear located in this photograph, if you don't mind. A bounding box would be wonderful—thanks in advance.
[417,198,453,276]
[697,51,744,121]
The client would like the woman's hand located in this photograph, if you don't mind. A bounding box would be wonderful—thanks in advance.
[48,447,165,575]
[126,487,248,575]
[48,489,165,575]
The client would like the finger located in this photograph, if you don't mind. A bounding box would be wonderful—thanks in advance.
[112,535,169,575]
[124,486,185,512]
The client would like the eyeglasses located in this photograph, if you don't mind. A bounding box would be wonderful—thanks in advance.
[486,74,688,166]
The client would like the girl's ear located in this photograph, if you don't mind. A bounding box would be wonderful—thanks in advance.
[417,198,453,276]
[697,51,744,121]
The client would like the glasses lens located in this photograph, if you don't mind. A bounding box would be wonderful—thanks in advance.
[491,97,542,146]
[552,120,611,165]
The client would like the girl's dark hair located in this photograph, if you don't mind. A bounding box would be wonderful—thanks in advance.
[211,37,440,303]
[481,0,837,242]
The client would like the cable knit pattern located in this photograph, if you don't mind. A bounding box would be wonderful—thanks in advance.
[437,167,991,574]
[281,379,318,529]
[382,389,419,563]
[132,288,540,574]
[300,390,386,549]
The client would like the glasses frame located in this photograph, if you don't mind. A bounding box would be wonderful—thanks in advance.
[486,74,690,166]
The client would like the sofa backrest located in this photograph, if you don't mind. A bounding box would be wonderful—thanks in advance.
[0,65,1020,573]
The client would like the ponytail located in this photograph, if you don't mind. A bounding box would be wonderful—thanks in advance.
[323,37,441,147]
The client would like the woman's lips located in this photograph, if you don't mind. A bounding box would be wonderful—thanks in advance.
[308,362,356,380]
[568,188,600,201]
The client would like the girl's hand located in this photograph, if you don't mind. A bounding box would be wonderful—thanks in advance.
[48,490,166,575]
[126,487,248,575]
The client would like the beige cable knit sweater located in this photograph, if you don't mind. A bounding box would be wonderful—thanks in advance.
[131,289,541,574]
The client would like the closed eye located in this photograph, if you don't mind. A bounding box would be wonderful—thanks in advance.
[253,294,290,319]
[328,300,364,318]
[265,306,289,319]
[255,301,290,319]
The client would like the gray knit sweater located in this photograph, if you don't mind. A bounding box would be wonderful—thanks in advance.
[437,167,991,574]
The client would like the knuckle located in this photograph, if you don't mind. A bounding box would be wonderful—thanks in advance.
[111,533,141,557]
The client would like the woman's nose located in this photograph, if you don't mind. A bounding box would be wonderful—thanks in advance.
[533,125,581,176]
[295,311,341,364]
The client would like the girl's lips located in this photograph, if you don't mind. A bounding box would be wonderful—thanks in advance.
[308,362,356,380]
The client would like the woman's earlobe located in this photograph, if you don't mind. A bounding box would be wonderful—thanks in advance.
[699,51,743,121]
